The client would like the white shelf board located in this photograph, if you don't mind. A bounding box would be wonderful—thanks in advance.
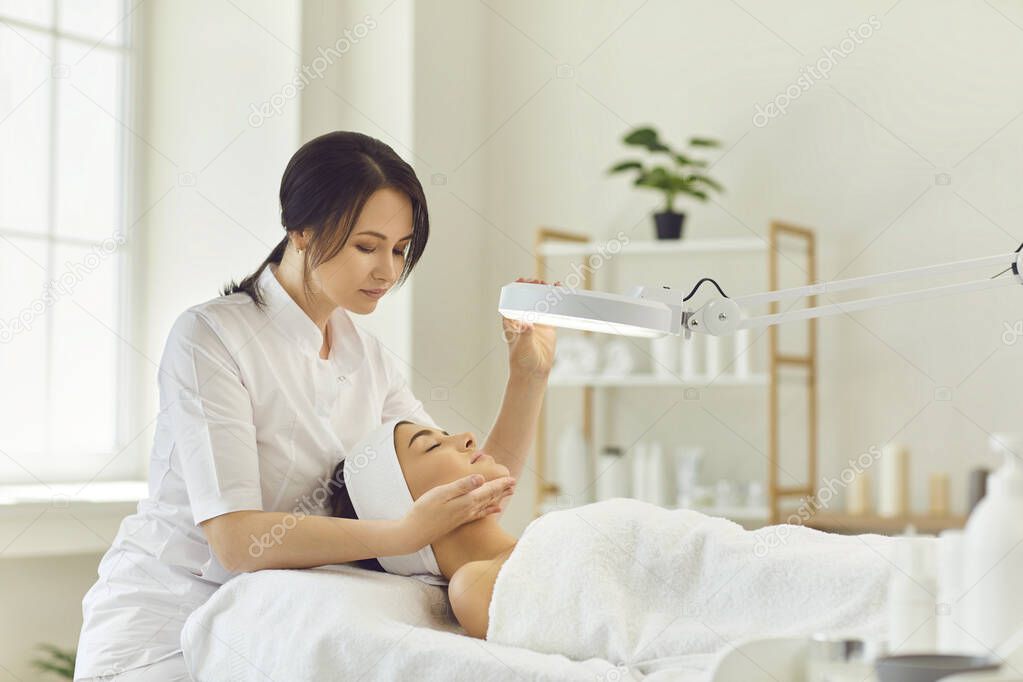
[548,373,768,387]
[538,237,767,257]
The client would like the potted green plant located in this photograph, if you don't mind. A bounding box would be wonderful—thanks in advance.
[608,126,724,240]
[30,644,75,679]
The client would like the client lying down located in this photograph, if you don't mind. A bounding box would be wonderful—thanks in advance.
[329,418,902,665]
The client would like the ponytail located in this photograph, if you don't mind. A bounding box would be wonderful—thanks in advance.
[220,235,289,307]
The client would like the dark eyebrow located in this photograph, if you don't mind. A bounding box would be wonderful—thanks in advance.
[355,231,414,241]
[408,428,449,449]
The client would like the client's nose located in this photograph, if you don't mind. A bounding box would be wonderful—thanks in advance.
[458,432,476,451]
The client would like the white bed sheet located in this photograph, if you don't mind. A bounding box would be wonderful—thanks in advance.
[181,563,711,681]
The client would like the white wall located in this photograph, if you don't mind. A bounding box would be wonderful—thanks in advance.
[0,555,101,680]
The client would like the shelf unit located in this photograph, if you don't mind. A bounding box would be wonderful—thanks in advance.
[532,223,819,524]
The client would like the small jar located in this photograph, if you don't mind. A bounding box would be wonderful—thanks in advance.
[806,634,886,682]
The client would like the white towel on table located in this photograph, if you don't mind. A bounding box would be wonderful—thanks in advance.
[181,563,634,681]
[487,498,906,666]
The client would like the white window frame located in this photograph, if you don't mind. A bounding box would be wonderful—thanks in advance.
[0,1,143,485]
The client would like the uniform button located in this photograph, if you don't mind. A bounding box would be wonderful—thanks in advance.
[337,376,346,383]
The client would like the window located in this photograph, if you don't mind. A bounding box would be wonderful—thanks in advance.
[0,1,136,483]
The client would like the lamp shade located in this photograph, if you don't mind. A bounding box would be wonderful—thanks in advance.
[498,282,673,338]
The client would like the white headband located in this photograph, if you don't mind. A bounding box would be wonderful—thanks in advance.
[344,418,446,585]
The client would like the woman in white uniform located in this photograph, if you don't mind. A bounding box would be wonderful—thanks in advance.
[73,131,556,681]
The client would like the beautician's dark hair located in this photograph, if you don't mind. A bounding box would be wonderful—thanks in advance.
[221,131,430,306]
[326,458,386,573]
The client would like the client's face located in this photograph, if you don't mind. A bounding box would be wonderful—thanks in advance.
[393,421,510,500]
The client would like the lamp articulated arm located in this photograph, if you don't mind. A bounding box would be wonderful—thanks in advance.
[631,250,1023,338]
[498,247,1023,339]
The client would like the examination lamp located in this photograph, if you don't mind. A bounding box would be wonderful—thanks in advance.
[498,247,1023,338]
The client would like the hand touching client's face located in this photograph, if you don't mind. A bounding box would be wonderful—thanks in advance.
[393,421,510,500]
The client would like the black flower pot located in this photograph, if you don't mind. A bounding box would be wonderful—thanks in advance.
[653,211,685,240]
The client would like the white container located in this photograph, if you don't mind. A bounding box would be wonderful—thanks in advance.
[805,635,884,682]
[846,473,871,515]
[650,335,678,377]
[961,432,1023,654]
[878,443,909,517]
[733,328,751,378]
[673,446,703,508]
[551,334,599,376]
[596,447,629,501]
[631,443,648,500]
[936,529,966,654]
[555,425,589,504]
[704,335,720,376]
[680,336,698,380]
[745,480,766,509]
[714,479,739,508]
[602,338,634,377]
[887,535,937,654]
[646,442,671,507]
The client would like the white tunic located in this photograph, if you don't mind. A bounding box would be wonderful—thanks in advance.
[74,264,437,679]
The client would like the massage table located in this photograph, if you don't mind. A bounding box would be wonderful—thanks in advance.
[181,563,712,680]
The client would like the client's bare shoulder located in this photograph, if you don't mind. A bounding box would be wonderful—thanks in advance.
[447,546,515,639]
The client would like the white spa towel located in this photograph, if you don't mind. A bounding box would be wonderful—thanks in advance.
[181,563,639,681]
[487,498,905,666]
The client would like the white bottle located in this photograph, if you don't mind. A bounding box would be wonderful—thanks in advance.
[733,328,751,378]
[650,335,678,378]
[887,534,937,654]
[646,442,669,506]
[936,529,966,654]
[596,446,629,501]
[631,442,648,501]
[555,425,589,505]
[673,446,703,508]
[961,433,1023,654]
[878,443,909,517]
[704,335,720,376]
[680,336,698,380]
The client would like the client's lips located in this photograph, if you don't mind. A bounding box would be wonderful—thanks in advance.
[470,451,487,464]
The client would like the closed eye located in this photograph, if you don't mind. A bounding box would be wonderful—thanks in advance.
[426,443,440,452]
[356,246,408,256]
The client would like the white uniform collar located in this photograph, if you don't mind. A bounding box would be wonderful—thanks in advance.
[257,264,366,374]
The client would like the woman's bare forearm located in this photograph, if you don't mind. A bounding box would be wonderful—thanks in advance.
[482,371,549,482]
[209,510,411,572]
